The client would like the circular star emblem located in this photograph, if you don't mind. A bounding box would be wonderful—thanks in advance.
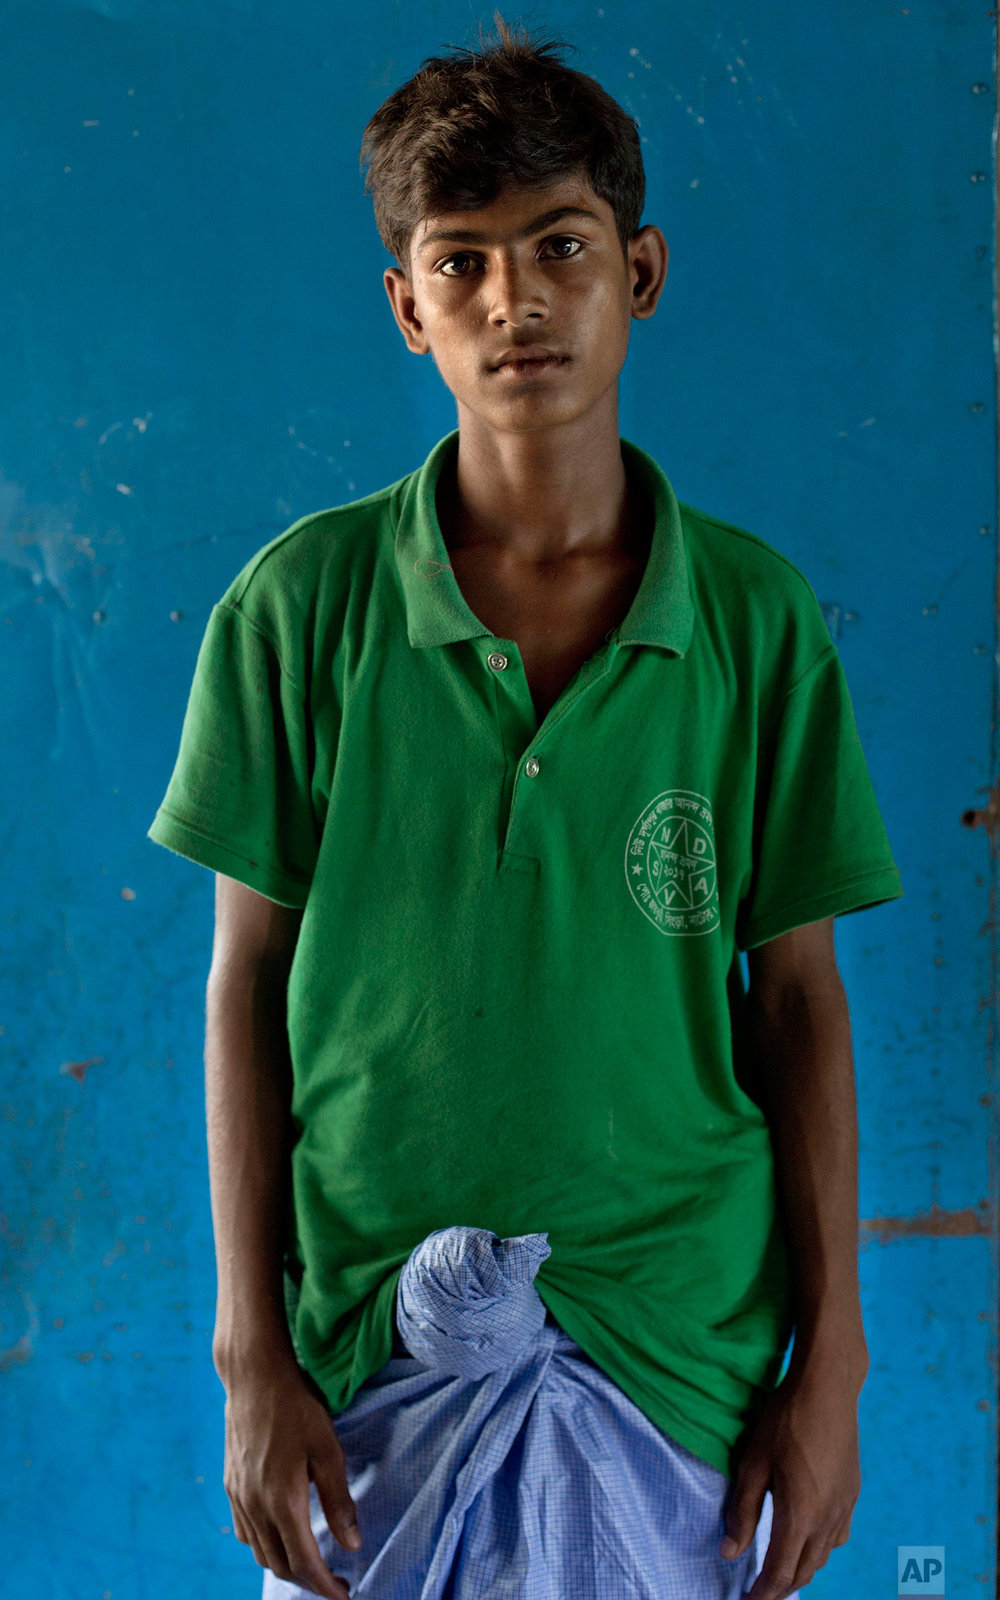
[625,790,720,937]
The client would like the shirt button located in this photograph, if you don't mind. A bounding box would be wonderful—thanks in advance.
[525,757,540,777]
[487,651,508,671]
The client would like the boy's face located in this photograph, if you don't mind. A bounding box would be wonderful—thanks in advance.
[383,172,668,435]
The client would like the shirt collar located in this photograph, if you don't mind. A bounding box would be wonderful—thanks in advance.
[394,429,695,656]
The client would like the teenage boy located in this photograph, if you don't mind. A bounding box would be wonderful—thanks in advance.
[148,16,902,1600]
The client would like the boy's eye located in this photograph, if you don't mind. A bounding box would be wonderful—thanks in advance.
[437,237,583,277]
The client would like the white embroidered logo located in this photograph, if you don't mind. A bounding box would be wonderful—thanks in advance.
[625,789,720,937]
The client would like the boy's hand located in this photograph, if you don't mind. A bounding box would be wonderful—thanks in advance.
[221,1357,362,1600]
[719,1349,864,1598]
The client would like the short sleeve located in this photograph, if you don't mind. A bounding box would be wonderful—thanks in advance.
[736,645,903,950]
[147,602,318,908]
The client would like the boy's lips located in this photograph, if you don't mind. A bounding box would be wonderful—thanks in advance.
[490,344,568,369]
[490,353,571,378]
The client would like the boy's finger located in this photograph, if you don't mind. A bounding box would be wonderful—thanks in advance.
[277,1476,352,1600]
[831,1508,853,1547]
[283,1534,351,1600]
[790,1530,832,1591]
[721,1455,769,1558]
[253,1516,296,1583]
[743,1537,807,1600]
[742,1497,806,1600]
[232,1504,274,1574]
[312,1440,363,1553]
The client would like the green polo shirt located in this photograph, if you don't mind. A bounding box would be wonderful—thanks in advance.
[148,427,902,1476]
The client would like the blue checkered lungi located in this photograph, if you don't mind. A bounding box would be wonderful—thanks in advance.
[263,1226,795,1600]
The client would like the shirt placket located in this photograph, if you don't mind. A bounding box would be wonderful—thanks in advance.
[473,636,619,870]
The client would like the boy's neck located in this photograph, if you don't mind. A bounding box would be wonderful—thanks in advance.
[439,406,644,564]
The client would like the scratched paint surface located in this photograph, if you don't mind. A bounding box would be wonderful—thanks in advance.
[0,1,995,1595]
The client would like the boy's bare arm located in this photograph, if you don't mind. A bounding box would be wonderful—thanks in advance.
[207,875,301,1366]
[744,915,868,1359]
[206,874,361,1600]
[722,915,869,1600]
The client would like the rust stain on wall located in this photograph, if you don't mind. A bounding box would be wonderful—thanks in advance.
[860,1202,993,1243]
[961,777,1000,843]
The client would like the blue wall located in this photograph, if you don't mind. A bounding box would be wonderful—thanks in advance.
[1,2,996,1594]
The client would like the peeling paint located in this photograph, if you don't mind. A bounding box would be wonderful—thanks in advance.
[0,1335,33,1373]
[0,1294,39,1371]
[59,1054,104,1084]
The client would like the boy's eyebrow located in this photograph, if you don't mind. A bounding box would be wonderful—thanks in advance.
[416,205,604,254]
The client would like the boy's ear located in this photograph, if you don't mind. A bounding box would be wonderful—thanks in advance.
[628,226,670,322]
[383,268,431,356]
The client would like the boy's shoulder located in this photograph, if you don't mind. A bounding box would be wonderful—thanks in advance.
[678,497,819,606]
[676,495,834,668]
[218,471,410,620]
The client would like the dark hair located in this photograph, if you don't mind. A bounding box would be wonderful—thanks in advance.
[359,11,645,275]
